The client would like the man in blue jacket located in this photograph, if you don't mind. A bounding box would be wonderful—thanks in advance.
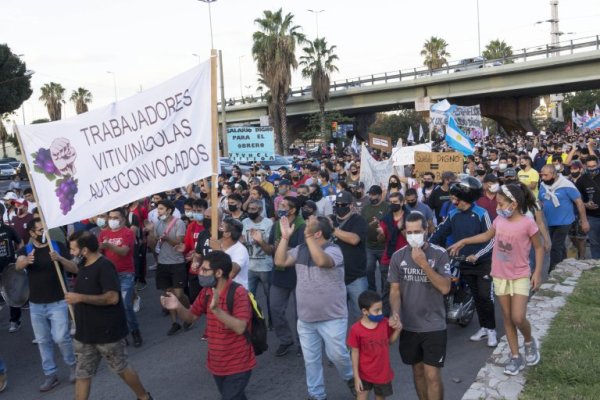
[430,176,498,347]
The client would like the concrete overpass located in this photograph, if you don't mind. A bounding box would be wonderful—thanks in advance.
[222,41,600,133]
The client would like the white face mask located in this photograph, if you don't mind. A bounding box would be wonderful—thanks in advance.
[407,233,425,248]
[159,214,168,221]
[108,219,120,230]
[96,217,106,228]
[185,211,194,219]
[499,163,508,171]
[489,183,500,193]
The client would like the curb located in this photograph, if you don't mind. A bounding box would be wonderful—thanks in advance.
[461,258,599,400]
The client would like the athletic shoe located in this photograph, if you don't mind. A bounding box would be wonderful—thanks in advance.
[469,327,488,342]
[139,393,153,400]
[8,322,20,333]
[504,355,525,375]
[147,263,157,271]
[133,296,141,313]
[69,366,76,384]
[132,330,143,347]
[183,322,193,331]
[32,338,39,344]
[167,323,181,336]
[524,337,541,366]
[0,372,7,392]
[486,329,498,347]
[39,375,59,392]
[275,343,293,357]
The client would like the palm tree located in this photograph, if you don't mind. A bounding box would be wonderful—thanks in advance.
[300,37,339,138]
[483,39,514,63]
[252,8,306,155]
[420,36,451,71]
[39,82,66,121]
[0,119,8,158]
[256,73,280,141]
[70,87,93,114]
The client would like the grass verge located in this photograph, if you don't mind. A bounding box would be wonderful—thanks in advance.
[520,267,600,400]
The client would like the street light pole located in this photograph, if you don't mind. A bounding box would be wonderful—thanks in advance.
[192,53,201,64]
[238,55,245,100]
[198,0,216,49]
[106,71,117,102]
[476,0,481,56]
[307,9,324,39]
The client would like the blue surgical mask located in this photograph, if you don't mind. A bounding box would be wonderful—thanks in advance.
[367,314,384,323]
[193,213,204,221]
[496,207,515,219]
[277,210,288,218]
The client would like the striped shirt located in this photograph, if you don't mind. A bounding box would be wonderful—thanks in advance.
[190,281,256,375]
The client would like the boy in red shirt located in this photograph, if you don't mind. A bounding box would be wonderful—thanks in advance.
[347,291,401,400]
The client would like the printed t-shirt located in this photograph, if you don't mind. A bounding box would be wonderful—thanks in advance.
[347,318,394,384]
[518,168,540,197]
[491,215,538,280]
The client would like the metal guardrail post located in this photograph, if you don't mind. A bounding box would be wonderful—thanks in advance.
[546,44,549,58]
[414,68,417,79]
[597,35,599,50]
[523,48,527,61]
[399,70,402,82]
[571,40,574,54]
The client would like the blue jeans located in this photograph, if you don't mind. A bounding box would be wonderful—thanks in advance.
[30,300,76,376]
[366,248,385,291]
[346,277,368,322]
[119,273,139,333]
[588,216,600,259]
[297,318,353,400]
[213,370,252,400]
[248,270,272,326]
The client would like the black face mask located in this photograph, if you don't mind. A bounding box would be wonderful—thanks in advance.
[543,178,555,186]
[200,192,208,199]
[406,201,417,208]
[228,204,238,212]
[389,182,399,188]
[390,203,402,212]
[310,191,323,201]
[353,191,363,199]
[296,194,308,204]
[571,172,581,178]
[423,181,434,188]
[350,170,358,175]
[203,218,211,230]
[475,169,486,176]
[301,210,313,220]
[335,205,351,218]
[247,211,260,220]
[198,275,217,288]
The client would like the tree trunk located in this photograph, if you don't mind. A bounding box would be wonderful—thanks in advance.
[1,140,6,159]
[319,103,326,139]
[278,92,288,155]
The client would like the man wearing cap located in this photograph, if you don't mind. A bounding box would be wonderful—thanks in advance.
[476,174,500,221]
[361,185,389,292]
[274,179,296,211]
[503,168,518,185]
[2,192,18,224]
[331,191,368,320]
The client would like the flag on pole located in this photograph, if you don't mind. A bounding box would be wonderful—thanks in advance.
[407,126,414,142]
[484,126,489,138]
[595,104,600,118]
[583,115,600,130]
[445,116,475,156]
[418,124,424,141]
[351,135,360,154]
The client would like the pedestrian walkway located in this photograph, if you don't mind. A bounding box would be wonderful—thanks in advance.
[462,258,599,400]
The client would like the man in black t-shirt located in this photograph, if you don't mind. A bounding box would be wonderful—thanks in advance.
[0,203,23,333]
[15,218,77,392]
[331,191,368,320]
[66,231,153,400]
[576,155,600,259]
[428,171,457,223]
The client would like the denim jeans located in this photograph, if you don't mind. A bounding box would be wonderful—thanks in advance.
[270,285,298,346]
[213,370,252,400]
[380,265,391,316]
[248,270,272,326]
[297,318,353,400]
[366,248,384,291]
[587,216,600,259]
[30,300,76,376]
[346,277,368,322]
[549,225,571,272]
[119,273,139,333]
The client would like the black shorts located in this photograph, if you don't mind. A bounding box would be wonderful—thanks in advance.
[361,380,393,397]
[399,329,447,368]
[155,263,187,290]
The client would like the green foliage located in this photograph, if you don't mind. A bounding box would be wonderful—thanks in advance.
[368,111,427,142]
[482,39,514,63]
[0,44,33,115]
[420,36,451,70]
[6,134,19,154]
[563,90,600,119]
[298,111,354,145]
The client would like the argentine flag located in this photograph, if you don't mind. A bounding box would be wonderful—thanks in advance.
[445,116,475,155]
[583,115,600,130]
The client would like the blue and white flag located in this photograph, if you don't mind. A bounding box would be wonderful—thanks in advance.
[445,116,475,155]
[595,104,600,118]
[419,124,424,141]
[407,126,414,142]
[351,135,360,153]
[583,115,600,130]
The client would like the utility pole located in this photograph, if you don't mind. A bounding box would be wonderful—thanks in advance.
[550,0,560,48]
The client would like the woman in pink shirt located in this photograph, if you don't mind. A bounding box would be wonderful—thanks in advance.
[448,182,544,376]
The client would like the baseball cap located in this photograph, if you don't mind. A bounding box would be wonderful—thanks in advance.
[336,191,353,205]
[483,174,499,183]
[3,192,18,201]
[367,185,383,195]
[504,168,517,178]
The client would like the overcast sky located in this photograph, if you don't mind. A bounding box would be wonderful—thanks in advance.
[2,0,600,124]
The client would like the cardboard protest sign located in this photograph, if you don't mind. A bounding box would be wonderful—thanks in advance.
[18,61,213,229]
[368,133,392,152]
[413,151,463,182]
[227,127,275,162]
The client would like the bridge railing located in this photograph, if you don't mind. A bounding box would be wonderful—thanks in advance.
[222,35,600,108]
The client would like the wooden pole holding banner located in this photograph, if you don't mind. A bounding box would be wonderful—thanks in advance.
[210,49,219,240]
[13,126,76,325]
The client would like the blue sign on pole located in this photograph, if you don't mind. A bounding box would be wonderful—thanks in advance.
[227,127,275,162]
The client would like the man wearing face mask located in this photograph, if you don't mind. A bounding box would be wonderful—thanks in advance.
[350,182,368,214]
[226,193,247,222]
[147,193,181,225]
[15,218,78,391]
[518,156,539,198]
[476,174,500,221]
[361,185,389,293]
[404,188,435,233]
[331,191,368,321]
[551,154,570,177]
[309,183,333,217]
[389,212,451,400]
[214,218,249,290]
[98,208,142,348]
[301,200,318,220]
[183,199,207,304]
[346,163,361,186]
[274,179,296,212]
[256,169,275,197]
[575,155,600,259]
[10,198,33,244]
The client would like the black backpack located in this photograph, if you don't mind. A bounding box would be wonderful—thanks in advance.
[225,282,268,356]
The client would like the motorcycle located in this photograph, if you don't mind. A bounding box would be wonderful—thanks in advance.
[445,256,475,327]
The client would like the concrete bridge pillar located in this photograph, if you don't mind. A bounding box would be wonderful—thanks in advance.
[477,96,539,133]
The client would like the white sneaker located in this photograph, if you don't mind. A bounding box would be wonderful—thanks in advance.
[486,329,498,347]
[469,327,488,342]
[133,296,141,313]
[8,322,20,333]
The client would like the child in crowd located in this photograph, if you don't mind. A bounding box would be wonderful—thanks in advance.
[449,183,543,376]
[347,291,401,399]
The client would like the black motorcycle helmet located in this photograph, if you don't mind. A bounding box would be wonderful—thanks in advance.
[449,176,483,204]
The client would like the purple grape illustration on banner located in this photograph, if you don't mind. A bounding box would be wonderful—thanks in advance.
[31,138,79,215]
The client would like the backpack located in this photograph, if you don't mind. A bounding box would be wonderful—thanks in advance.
[225,281,268,356]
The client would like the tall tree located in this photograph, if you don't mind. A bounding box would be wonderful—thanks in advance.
[39,82,65,121]
[420,36,451,71]
[69,87,93,114]
[483,39,514,63]
[300,37,339,138]
[252,8,306,155]
[0,44,33,115]
[256,73,281,142]
[0,119,8,158]
[563,89,600,118]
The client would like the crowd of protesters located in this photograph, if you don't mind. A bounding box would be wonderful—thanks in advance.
[0,129,598,400]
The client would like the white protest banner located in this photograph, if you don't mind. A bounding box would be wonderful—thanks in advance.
[359,144,394,190]
[227,127,275,162]
[430,100,482,130]
[392,142,433,166]
[18,60,213,229]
